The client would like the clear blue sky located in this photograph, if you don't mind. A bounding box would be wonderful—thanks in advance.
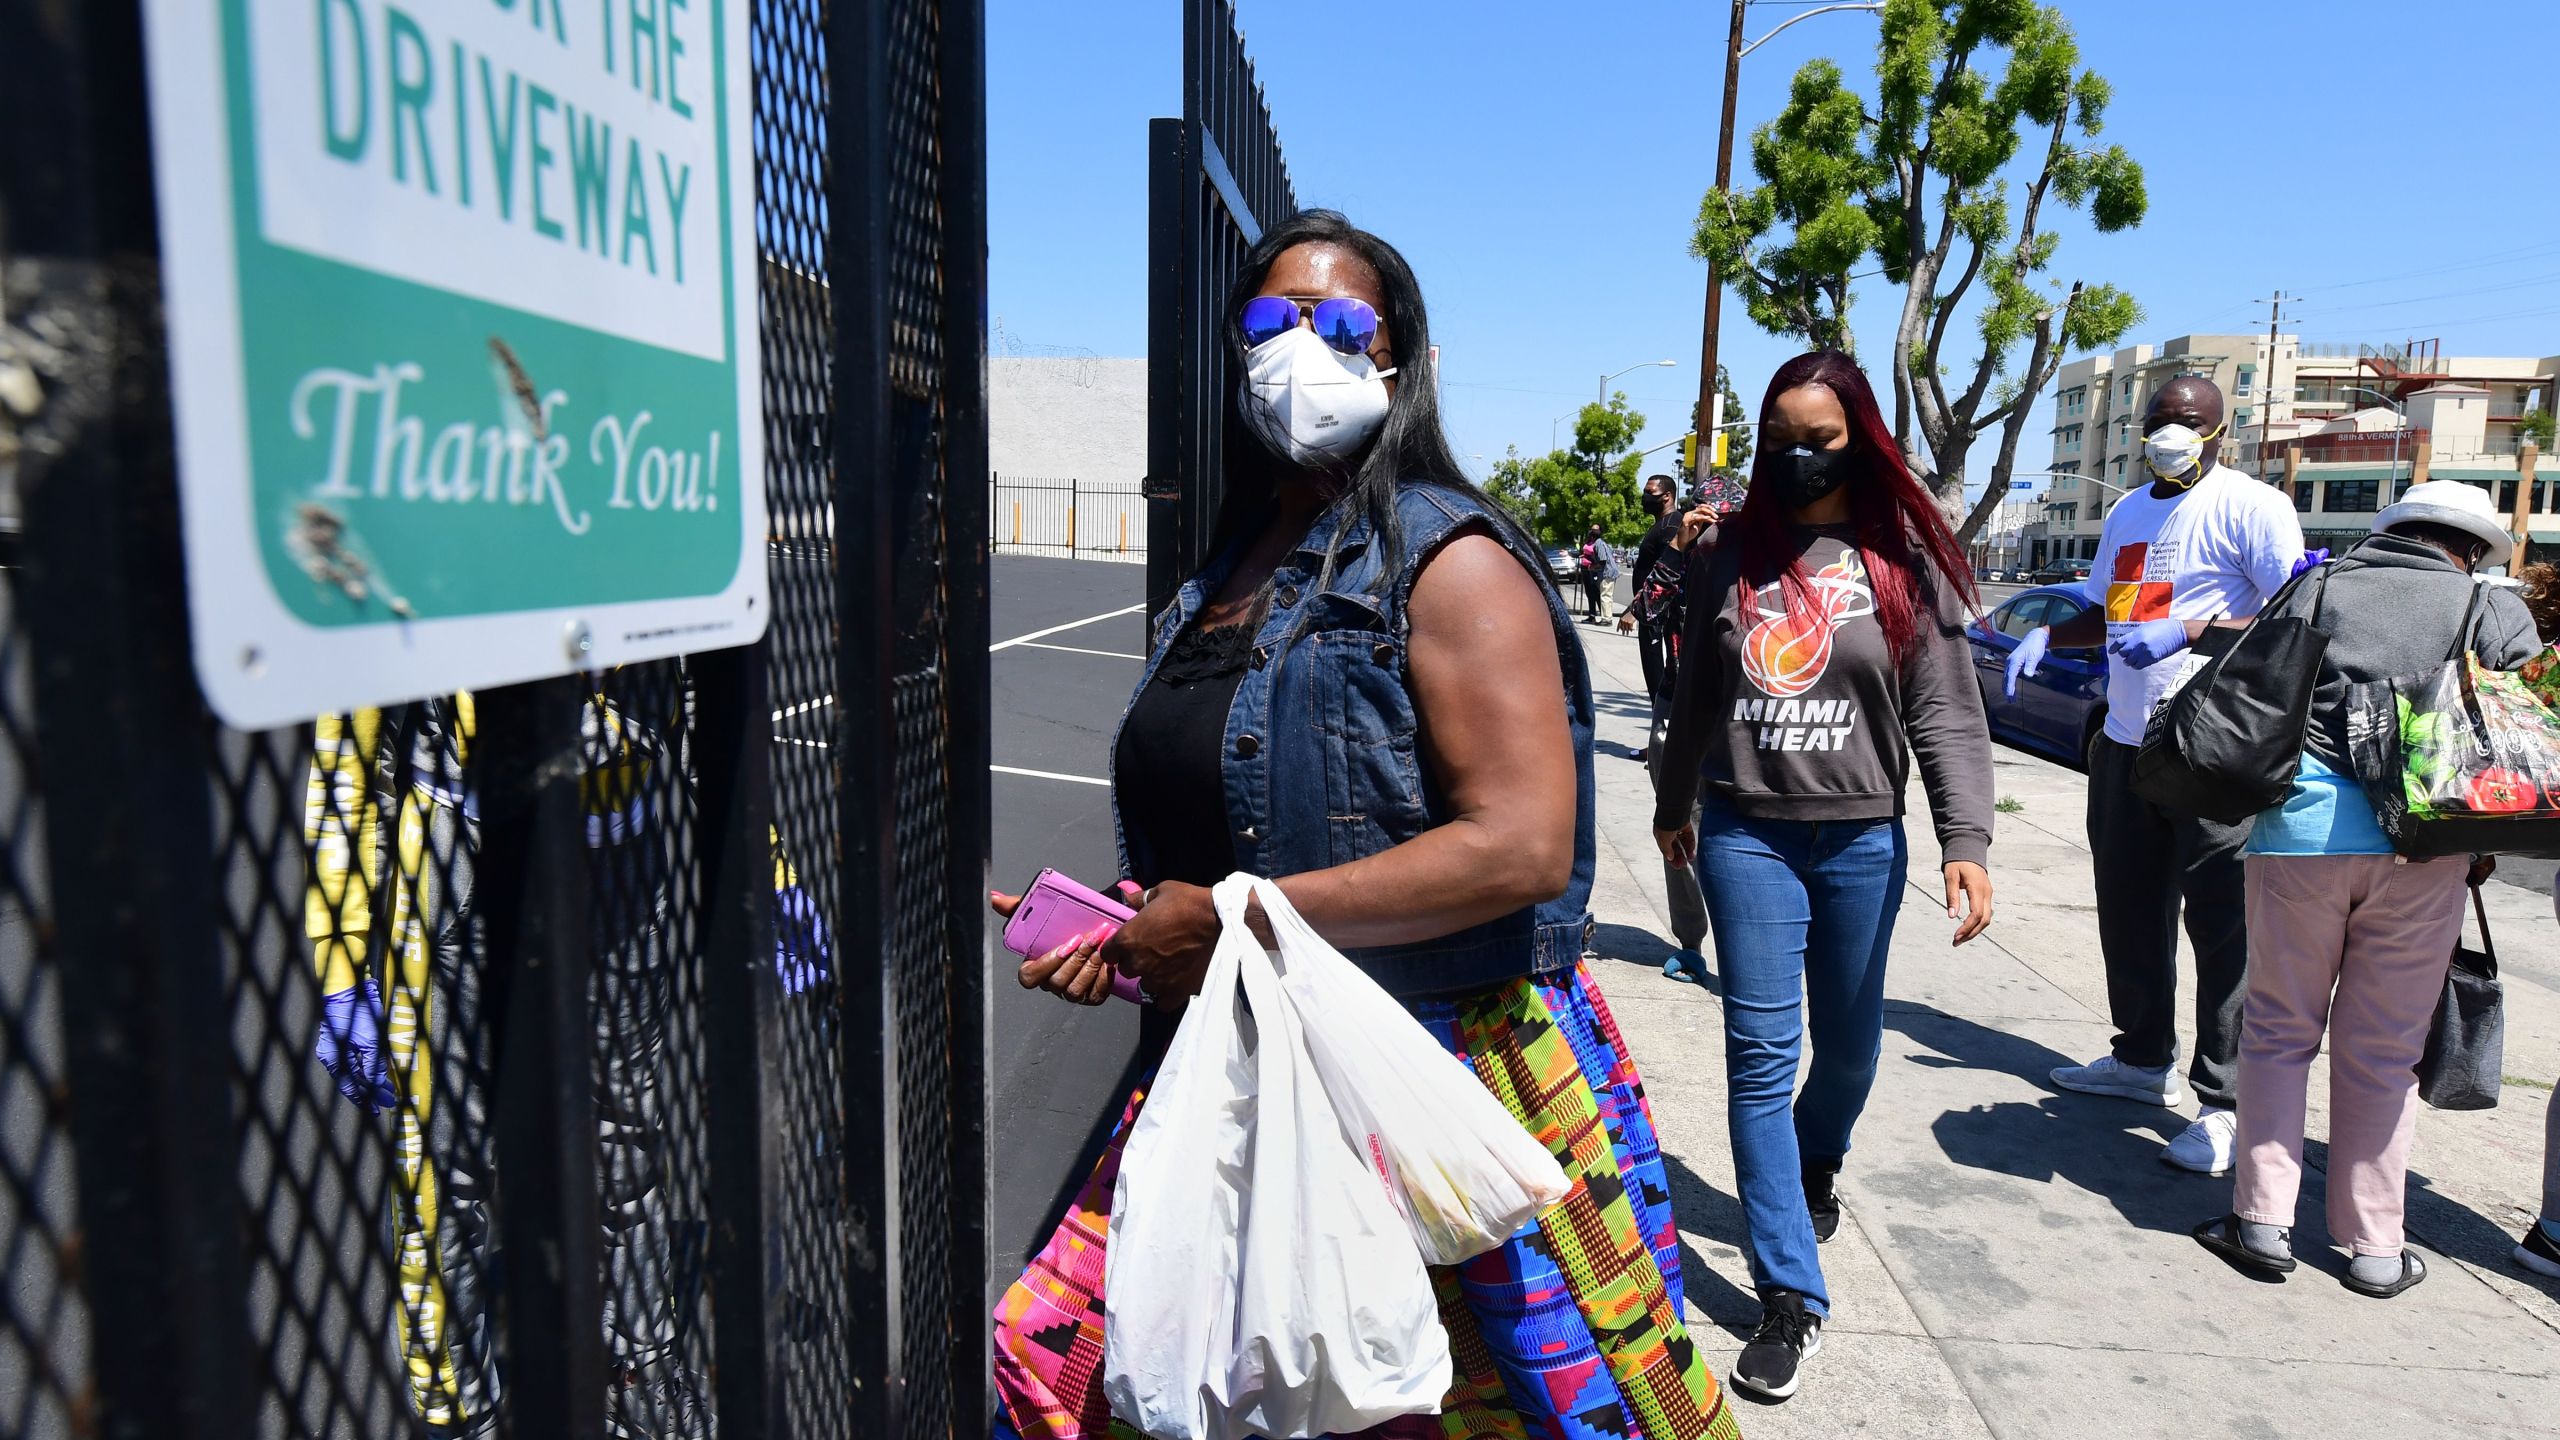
[989,1,2560,490]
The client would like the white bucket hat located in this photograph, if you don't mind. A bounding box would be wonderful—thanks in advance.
[2372,479,2514,567]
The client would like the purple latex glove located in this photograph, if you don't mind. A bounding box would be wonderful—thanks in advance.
[2108,617,2192,671]
[775,883,832,995]
[2290,548,2330,579]
[315,980,396,1115]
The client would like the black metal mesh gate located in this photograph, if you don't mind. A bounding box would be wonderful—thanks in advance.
[1145,0,1300,610]
[0,1,987,1436]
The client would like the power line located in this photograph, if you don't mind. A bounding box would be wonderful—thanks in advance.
[2296,237,2560,296]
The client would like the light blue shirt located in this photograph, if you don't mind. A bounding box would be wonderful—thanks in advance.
[2244,751,2392,856]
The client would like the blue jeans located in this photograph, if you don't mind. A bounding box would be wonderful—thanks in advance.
[1696,801,1907,1316]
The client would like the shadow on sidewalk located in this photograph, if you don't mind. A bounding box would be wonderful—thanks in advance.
[1881,1004,2209,1237]
[2303,1138,2560,1300]
[1589,921,1719,993]
[1656,1149,1766,1339]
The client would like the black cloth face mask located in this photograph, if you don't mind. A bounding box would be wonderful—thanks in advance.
[1772,445,1853,509]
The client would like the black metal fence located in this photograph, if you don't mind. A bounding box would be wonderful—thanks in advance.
[990,475,1149,560]
[1145,0,1299,610]
[0,2,987,1438]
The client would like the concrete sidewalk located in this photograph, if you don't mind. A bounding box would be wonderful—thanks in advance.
[1569,623,2560,1437]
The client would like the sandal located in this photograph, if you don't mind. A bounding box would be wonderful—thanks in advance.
[2341,1249,2427,1299]
[2193,1213,2295,1278]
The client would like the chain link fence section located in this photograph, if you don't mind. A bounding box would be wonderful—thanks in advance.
[0,0,991,1435]
[0,564,84,1440]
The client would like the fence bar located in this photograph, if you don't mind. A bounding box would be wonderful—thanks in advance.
[694,642,787,1439]
[938,0,995,1420]
[828,0,909,1431]
[470,678,608,1440]
[2,3,257,1437]
[1147,0,1298,608]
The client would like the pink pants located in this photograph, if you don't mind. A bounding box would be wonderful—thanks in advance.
[2233,853,2467,1256]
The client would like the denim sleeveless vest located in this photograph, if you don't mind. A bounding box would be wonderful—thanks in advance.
[1111,482,1597,997]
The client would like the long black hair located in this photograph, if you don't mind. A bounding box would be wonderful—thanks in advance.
[1209,210,1545,592]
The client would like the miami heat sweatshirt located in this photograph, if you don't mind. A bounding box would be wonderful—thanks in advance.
[1651,527,1994,868]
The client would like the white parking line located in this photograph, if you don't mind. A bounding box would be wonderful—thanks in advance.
[991,603,1145,652]
[773,695,836,721]
[991,764,1111,787]
[1013,641,1146,661]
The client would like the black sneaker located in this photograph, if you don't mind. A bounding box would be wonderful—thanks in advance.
[1731,1289,1823,1401]
[2517,1220,2560,1279]
[1803,1161,1842,1244]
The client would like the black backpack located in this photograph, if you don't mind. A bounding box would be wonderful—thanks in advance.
[2131,564,2332,824]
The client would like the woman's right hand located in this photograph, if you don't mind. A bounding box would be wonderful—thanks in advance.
[1654,823,1697,871]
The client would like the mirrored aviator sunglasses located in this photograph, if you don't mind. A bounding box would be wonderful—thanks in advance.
[1240,295,1379,356]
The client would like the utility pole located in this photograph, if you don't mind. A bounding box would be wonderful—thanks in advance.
[2254,291,2294,495]
[1693,0,1747,445]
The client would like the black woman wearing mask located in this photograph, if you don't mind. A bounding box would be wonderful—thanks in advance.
[1653,350,1995,1402]
[988,211,1739,1440]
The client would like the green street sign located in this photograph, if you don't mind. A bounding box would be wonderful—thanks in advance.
[145,0,767,727]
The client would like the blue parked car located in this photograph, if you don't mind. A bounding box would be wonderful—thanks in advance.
[1965,584,2109,768]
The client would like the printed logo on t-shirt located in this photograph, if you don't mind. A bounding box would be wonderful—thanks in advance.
[2105,539,2178,622]
[1734,552,1874,751]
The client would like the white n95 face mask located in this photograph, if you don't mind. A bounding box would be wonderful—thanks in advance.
[1242,326,1397,467]
[2141,420,2224,484]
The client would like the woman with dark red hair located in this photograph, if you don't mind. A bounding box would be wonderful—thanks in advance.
[1653,349,1995,1402]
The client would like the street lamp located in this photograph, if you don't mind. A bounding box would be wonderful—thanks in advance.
[1693,0,1886,448]
[1601,358,1678,403]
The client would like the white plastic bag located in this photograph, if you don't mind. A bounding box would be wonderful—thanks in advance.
[1242,876,1571,1265]
[1104,875,1449,1440]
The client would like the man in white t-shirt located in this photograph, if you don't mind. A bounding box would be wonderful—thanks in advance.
[2006,375,2305,1176]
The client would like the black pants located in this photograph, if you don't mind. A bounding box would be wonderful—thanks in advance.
[1581,574,1604,619]
[2085,734,2250,1109]
[1637,617,1671,702]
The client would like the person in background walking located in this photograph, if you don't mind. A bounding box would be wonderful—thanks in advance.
[2510,562,2560,1282]
[1578,522,1615,622]
[988,209,1738,1440]
[1620,473,1715,979]
[2186,483,2538,1296]
[1654,349,1994,1402]
[2009,375,2305,1175]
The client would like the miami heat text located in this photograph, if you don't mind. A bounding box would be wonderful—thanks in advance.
[1731,696,1860,751]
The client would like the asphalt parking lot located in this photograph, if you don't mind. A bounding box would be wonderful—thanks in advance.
[985,554,1157,1314]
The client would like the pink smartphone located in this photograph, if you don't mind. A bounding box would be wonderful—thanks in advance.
[1003,869,1143,1002]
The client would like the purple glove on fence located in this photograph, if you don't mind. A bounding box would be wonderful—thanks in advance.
[775,883,833,996]
[2108,617,2191,671]
[314,980,397,1115]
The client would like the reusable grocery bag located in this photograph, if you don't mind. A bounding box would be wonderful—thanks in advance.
[2418,885,2506,1111]
[1239,875,1569,1265]
[2348,594,2560,858]
[2133,564,2330,825]
[1102,875,1448,1440]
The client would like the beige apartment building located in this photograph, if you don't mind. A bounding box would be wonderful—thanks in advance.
[2034,336,2560,569]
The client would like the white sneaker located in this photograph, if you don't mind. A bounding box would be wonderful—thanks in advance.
[2161,1107,2238,1176]
[2049,1054,2186,1107]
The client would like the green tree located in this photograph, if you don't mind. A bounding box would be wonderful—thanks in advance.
[2521,408,2557,452]
[1690,0,2147,541]
[1489,395,1654,547]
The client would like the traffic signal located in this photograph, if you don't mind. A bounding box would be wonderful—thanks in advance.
[1681,433,1697,474]
[1712,430,1729,468]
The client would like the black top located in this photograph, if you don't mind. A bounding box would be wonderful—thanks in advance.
[1113,623,1253,888]
[1632,513,1679,599]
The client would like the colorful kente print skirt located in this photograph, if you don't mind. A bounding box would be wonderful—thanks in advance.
[991,961,1743,1440]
